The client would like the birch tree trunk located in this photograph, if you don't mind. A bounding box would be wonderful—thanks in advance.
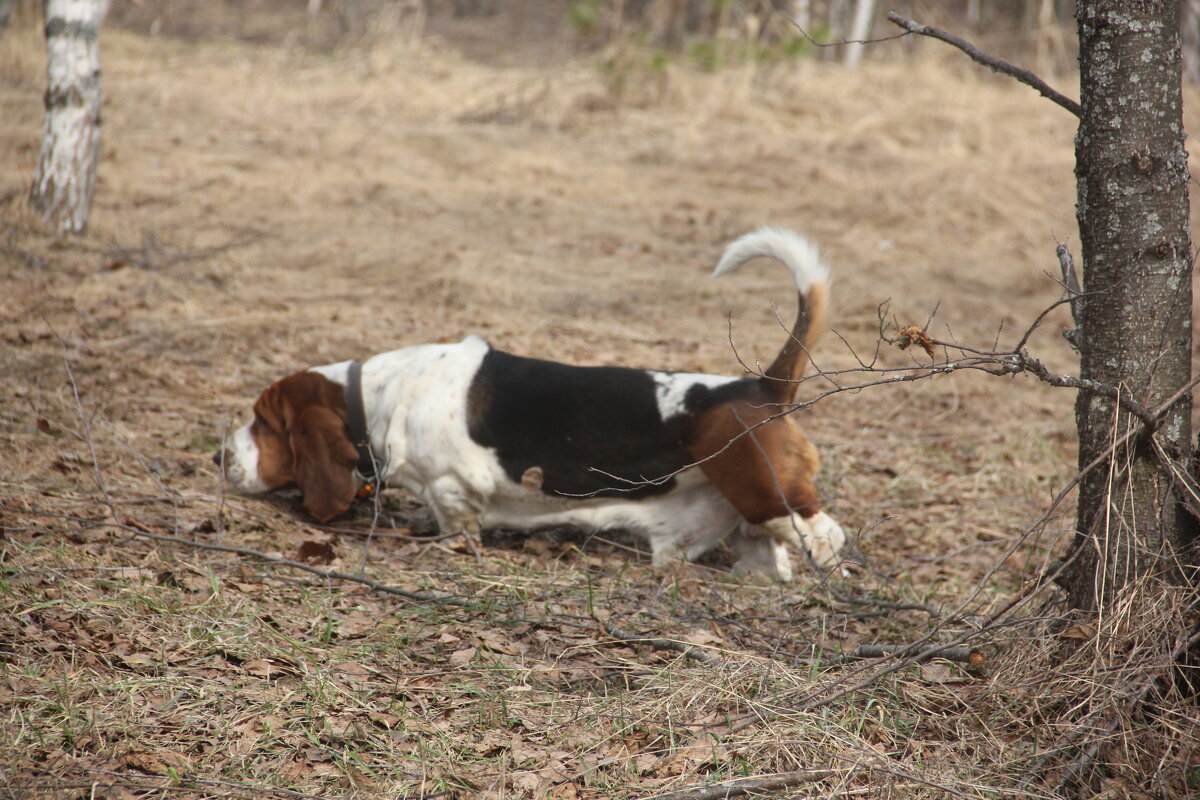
[1068,0,1196,611]
[29,0,110,234]
[788,0,810,33]
[842,0,875,67]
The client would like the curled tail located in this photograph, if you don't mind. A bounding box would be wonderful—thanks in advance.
[712,226,830,404]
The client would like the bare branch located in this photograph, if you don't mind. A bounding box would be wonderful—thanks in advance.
[0,503,479,608]
[823,643,985,666]
[1057,242,1083,321]
[1010,350,1157,429]
[602,618,723,665]
[886,12,1082,118]
[642,769,845,800]
[830,589,943,618]
[789,22,909,50]
[1057,241,1084,349]
[49,323,119,524]
[577,274,1165,504]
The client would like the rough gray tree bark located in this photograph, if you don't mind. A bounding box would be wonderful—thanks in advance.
[29,0,111,234]
[1068,0,1196,611]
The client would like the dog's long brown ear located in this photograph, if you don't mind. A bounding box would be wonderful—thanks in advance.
[289,404,359,522]
[262,371,359,523]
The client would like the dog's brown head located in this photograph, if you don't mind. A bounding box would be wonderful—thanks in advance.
[215,371,359,522]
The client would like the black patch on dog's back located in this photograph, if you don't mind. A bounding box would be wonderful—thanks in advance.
[467,349,691,499]
[681,377,761,414]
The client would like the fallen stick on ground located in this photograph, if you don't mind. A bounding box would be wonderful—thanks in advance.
[603,618,723,665]
[0,504,478,608]
[641,769,844,800]
[823,643,985,666]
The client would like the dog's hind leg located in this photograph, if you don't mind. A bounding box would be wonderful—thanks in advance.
[424,477,486,560]
[691,411,845,574]
[727,527,794,582]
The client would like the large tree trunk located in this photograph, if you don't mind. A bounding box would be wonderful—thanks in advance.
[29,0,110,234]
[1068,0,1195,611]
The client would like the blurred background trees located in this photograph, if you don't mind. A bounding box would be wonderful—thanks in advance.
[0,2,1113,70]
[7,1,1192,81]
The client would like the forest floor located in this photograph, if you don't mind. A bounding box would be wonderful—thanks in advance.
[2,5,1199,799]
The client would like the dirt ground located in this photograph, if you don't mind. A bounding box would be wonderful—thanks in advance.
[2,5,1199,799]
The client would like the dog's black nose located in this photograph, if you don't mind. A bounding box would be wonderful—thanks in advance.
[212,449,224,467]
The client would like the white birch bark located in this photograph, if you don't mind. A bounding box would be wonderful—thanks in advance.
[29,0,111,234]
[789,0,810,33]
[842,0,875,68]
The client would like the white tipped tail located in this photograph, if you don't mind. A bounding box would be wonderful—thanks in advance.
[713,226,831,403]
[712,226,830,293]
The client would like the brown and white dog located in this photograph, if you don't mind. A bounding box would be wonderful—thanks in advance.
[215,227,845,581]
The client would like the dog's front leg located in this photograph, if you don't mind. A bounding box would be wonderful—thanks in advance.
[648,536,687,568]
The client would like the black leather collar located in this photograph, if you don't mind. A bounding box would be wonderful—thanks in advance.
[345,361,379,483]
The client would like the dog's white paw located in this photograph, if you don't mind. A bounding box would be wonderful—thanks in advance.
[805,511,846,570]
[763,511,846,571]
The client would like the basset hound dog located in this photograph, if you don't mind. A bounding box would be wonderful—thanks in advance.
[215,227,846,580]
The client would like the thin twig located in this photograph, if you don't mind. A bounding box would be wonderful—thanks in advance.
[581,284,1154,500]
[1057,241,1083,328]
[315,523,460,542]
[886,12,1082,117]
[603,618,723,665]
[822,643,984,666]
[829,589,943,618]
[0,504,479,608]
[1149,435,1200,521]
[641,769,844,800]
[49,323,119,525]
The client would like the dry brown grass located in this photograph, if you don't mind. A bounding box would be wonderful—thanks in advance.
[2,6,1199,799]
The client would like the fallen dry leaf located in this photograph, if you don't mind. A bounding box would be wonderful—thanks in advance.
[449,647,478,666]
[1061,623,1096,640]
